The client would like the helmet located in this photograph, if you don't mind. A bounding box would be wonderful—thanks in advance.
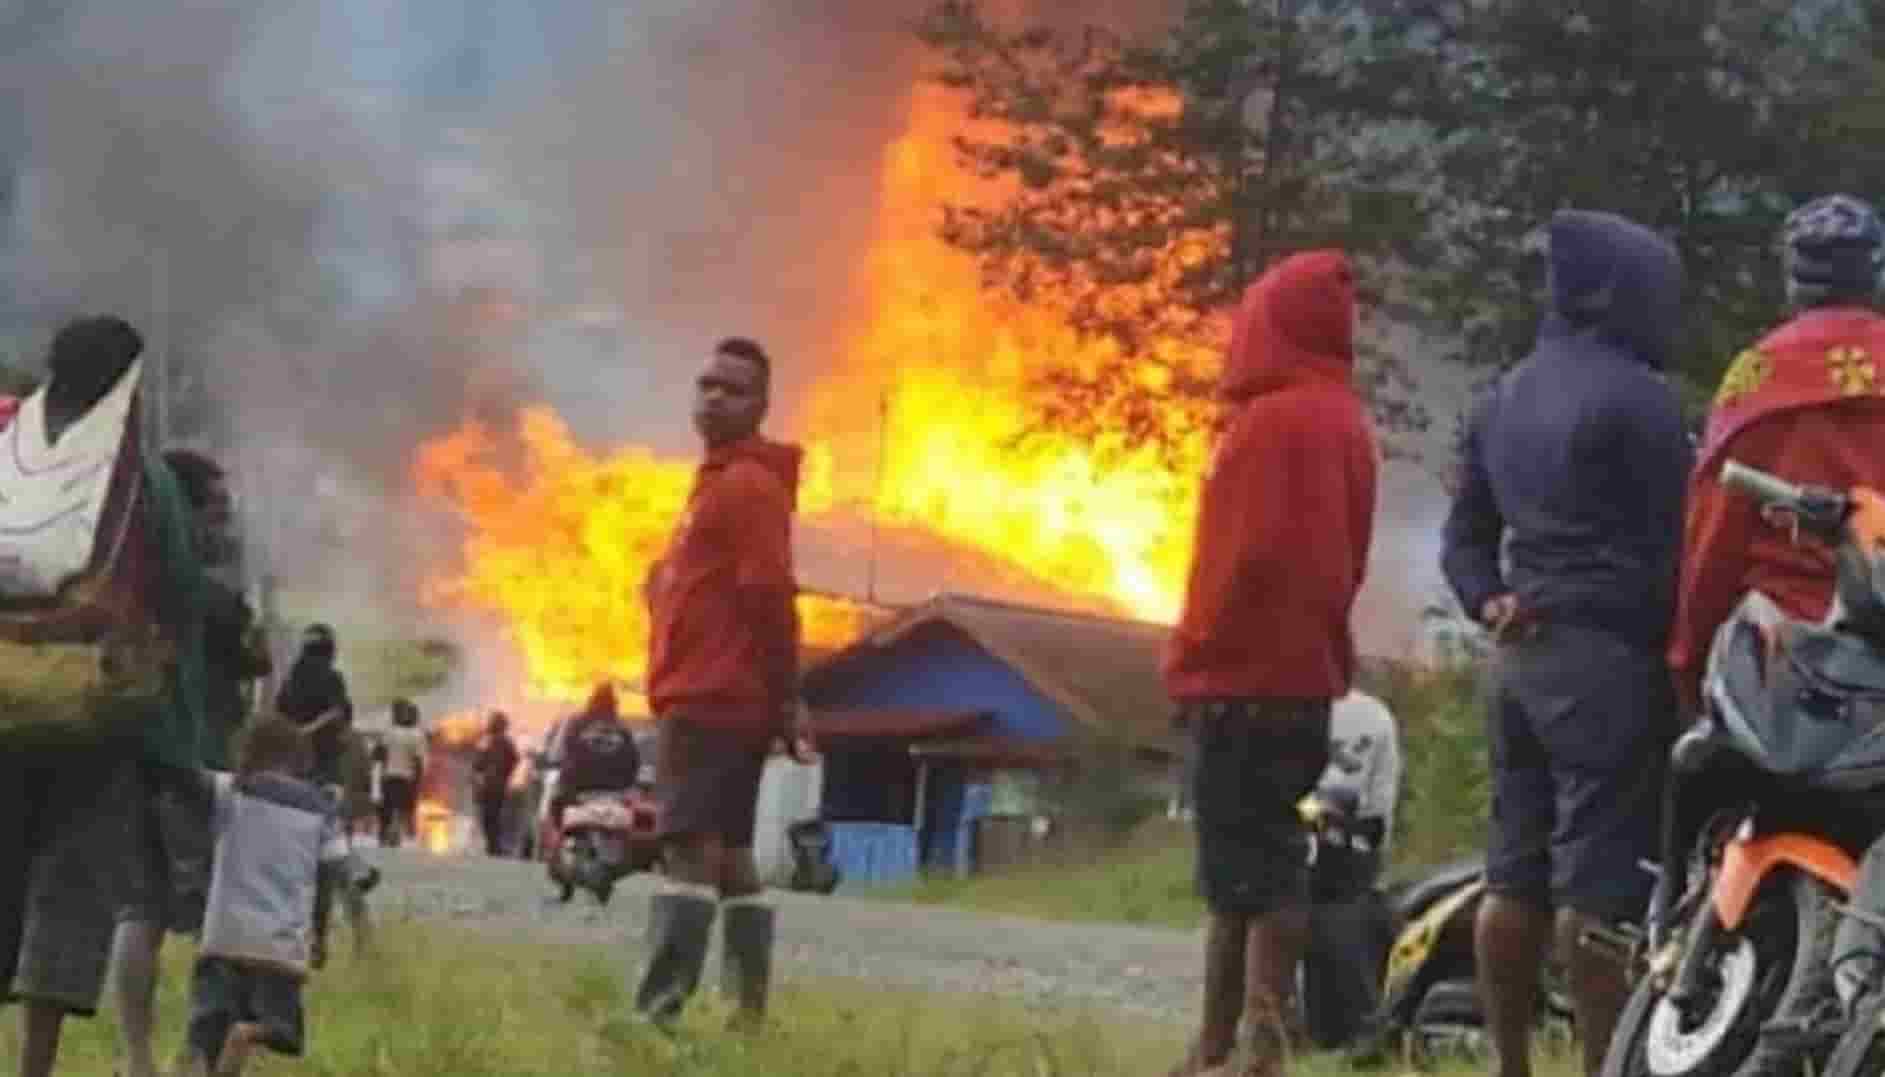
[1782,194,1885,307]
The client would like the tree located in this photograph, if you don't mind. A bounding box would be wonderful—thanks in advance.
[1399,0,1885,392]
[917,0,1432,460]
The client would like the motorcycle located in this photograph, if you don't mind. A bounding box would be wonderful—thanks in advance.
[1602,460,1885,1077]
[1303,787,1573,1064]
[545,785,662,905]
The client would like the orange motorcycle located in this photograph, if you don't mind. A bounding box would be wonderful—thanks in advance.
[1603,461,1885,1077]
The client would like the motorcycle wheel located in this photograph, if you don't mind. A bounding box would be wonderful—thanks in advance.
[1824,991,1885,1077]
[1601,869,1840,1077]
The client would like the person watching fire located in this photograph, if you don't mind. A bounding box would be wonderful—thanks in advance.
[632,336,813,1030]
[1163,251,1378,1077]
[471,711,520,856]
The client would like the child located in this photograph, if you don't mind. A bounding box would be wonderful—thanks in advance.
[179,717,333,1077]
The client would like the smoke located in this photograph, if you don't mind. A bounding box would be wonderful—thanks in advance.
[1,0,1461,666]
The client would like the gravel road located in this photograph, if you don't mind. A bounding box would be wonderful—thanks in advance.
[362,848,1201,1023]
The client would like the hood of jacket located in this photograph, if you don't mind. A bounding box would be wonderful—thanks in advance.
[701,435,802,510]
[1546,210,1684,368]
[1220,249,1357,402]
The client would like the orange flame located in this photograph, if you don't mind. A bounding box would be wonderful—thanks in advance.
[415,83,1215,696]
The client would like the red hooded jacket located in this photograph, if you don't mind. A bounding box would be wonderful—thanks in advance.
[646,436,802,735]
[1668,308,1885,691]
[1162,250,1379,703]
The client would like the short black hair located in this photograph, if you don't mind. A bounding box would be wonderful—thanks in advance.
[48,316,143,373]
[162,449,225,510]
[715,336,771,383]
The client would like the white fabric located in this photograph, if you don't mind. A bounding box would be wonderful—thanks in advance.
[1319,689,1403,847]
[753,757,823,886]
[0,360,142,598]
[380,725,426,780]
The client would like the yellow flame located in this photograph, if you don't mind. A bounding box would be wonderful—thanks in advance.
[415,83,1215,697]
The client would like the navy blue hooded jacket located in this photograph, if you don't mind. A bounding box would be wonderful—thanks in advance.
[1440,211,1693,651]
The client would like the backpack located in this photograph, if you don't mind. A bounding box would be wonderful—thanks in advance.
[0,361,170,741]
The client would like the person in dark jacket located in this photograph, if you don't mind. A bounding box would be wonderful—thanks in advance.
[273,624,353,968]
[113,449,270,1077]
[472,712,520,856]
[1163,249,1379,1077]
[1441,210,1691,1077]
[551,683,642,826]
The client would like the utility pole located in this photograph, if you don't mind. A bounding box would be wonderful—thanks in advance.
[866,388,888,605]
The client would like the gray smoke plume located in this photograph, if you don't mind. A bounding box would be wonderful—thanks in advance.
[0,0,1459,673]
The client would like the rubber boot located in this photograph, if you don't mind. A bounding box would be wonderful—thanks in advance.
[721,900,776,1030]
[633,892,717,1025]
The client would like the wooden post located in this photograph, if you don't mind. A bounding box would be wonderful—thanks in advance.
[912,755,929,868]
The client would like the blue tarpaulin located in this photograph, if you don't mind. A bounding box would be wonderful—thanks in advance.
[827,822,920,888]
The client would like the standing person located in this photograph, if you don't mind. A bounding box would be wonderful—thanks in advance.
[0,316,208,1077]
[378,699,426,847]
[1300,688,1402,1051]
[274,624,353,968]
[1162,250,1378,1077]
[113,449,267,1077]
[1441,210,1690,1077]
[472,712,520,857]
[1669,194,1885,715]
[633,336,811,1029]
[175,717,332,1077]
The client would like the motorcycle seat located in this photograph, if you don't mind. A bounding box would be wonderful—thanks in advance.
[1389,859,1483,921]
[1788,624,1885,698]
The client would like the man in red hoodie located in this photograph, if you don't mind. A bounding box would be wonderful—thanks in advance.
[633,336,808,1029]
[1164,250,1378,1077]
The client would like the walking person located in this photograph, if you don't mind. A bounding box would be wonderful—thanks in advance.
[174,718,333,1077]
[1441,210,1690,1077]
[0,317,209,1077]
[377,699,426,848]
[274,624,354,969]
[112,448,265,1077]
[632,336,812,1029]
[1163,250,1378,1077]
[472,712,520,857]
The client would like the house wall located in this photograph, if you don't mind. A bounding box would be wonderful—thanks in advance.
[807,623,1075,884]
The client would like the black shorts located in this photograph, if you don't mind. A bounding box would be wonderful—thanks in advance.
[1184,699,1332,918]
[1485,622,1672,924]
[654,715,770,848]
[0,746,146,1016]
[188,957,304,1061]
[119,762,214,935]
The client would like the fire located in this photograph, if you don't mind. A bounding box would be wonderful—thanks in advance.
[416,800,454,856]
[414,414,871,702]
[415,82,1218,694]
[803,83,1212,621]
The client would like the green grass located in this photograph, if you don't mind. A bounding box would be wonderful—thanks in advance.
[0,917,1581,1076]
[2,919,1189,1076]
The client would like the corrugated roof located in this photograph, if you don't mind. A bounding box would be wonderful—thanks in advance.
[807,592,1180,758]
